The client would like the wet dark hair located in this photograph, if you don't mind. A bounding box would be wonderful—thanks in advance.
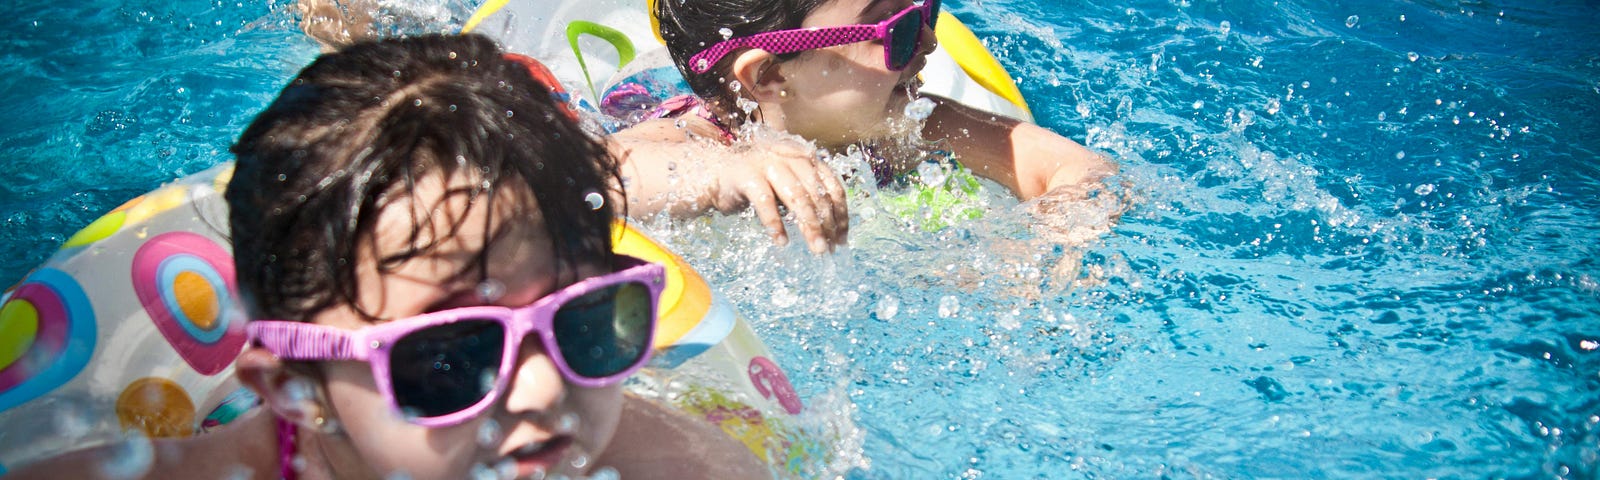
[227,33,621,321]
[654,0,827,116]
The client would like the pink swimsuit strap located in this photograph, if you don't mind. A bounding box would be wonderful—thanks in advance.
[276,417,298,480]
[648,95,736,142]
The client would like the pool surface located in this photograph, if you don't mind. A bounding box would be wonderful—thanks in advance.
[3,0,1599,478]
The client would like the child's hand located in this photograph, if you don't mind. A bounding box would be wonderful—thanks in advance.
[610,118,847,253]
[297,0,375,51]
[707,139,849,253]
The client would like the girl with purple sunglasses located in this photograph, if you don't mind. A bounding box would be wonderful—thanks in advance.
[612,0,1120,251]
[3,33,766,480]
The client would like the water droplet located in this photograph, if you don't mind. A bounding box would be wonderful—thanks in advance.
[1394,151,1406,160]
[477,419,503,447]
[1191,100,1205,110]
[469,463,498,480]
[476,279,505,302]
[1414,184,1435,196]
[718,27,734,39]
[1218,20,1231,35]
[875,296,900,321]
[557,413,580,434]
[584,190,605,210]
[569,452,591,469]
[493,459,517,479]
[587,466,621,480]
[736,97,759,114]
[384,471,415,480]
[1265,98,1281,115]
[938,296,961,318]
[1406,52,1420,62]
[695,58,709,71]
[917,160,950,188]
[903,97,936,120]
[220,464,255,480]
[1345,15,1359,28]
[98,435,154,479]
[399,406,424,422]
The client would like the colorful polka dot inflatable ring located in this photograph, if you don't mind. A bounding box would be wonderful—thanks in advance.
[0,163,242,471]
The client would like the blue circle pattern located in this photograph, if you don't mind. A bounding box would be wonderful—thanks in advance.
[155,254,231,345]
[0,268,96,413]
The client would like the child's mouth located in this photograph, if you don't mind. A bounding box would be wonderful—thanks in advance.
[507,435,574,478]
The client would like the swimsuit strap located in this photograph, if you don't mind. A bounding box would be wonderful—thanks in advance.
[648,95,736,142]
[860,143,897,188]
[276,417,298,480]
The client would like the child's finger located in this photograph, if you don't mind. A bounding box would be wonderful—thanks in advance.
[742,181,790,247]
[814,162,849,246]
[782,161,840,249]
[764,164,829,254]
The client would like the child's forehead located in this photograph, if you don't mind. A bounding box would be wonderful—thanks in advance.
[368,170,544,264]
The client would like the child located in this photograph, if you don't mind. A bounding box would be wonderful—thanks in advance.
[613,0,1119,251]
[2,33,765,480]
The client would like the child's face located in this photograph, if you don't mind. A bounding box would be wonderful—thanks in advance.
[311,172,622,479]
[778,0,934,148]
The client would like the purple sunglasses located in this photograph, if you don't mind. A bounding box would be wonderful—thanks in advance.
[248,255,664,427]
[688,0,941,74]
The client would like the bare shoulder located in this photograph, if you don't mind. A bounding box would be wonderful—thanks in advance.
[597,395,773,480]
[612,116,728,144]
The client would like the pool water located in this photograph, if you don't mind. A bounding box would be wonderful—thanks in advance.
[4,0,1599,478]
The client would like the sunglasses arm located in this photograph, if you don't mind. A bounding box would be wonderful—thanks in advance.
[689,25,881,74]
[247,321,371,362]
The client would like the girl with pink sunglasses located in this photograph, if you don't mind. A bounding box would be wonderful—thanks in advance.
[3,33,765,480]
[613,0,1120,252]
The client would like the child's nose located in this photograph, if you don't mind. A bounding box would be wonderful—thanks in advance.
[918,20,939,56]
[501,336,567,414]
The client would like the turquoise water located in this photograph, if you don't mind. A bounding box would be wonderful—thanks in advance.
[3,0,1599,478]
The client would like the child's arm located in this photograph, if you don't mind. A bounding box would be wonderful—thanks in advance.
[0,410,277,480]
[297,0,377,52]
[608,117,848,253]
[921,94,1117,200]
[599,394,773,479]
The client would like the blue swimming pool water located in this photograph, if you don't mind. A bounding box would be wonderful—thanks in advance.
[3,0,1598,478]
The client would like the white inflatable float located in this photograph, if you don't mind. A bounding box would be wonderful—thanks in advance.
[0,0,1034,476]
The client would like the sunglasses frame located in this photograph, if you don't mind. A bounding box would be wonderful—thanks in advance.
[687,0,941,74]
[248,254,664,428]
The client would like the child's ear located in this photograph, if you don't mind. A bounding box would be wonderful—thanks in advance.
[236,347,334,431]
[730,50,788,103]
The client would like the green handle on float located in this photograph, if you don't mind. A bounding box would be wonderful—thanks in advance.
[567,20,636,101]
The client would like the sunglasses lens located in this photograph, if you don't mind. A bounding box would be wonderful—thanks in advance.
[389,320,506,418]
[889,12,924,70]
[927,0,941,28]
[553,281,654,378]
